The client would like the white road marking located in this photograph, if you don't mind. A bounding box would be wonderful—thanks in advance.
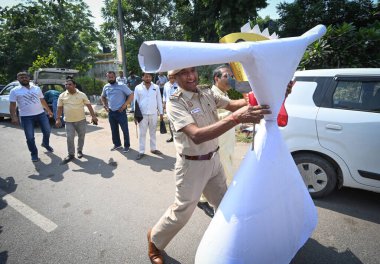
[1,190,57,233]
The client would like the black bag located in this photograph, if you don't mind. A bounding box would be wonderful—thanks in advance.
[134,101,143,123]
[160,120,167,134]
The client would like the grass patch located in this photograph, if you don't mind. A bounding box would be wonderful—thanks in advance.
[235,130,253,143]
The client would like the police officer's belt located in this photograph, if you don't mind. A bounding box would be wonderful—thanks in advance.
[180,146,219,160]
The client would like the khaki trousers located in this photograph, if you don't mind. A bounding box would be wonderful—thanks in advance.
[151,152,227,249]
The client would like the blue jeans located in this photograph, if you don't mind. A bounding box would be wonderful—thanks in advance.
[52,98,64,125]
[108,110,130,148]
[21,112,51,158]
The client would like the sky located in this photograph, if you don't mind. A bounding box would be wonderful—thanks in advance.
[258,0,294,19]
[1,0,293,28]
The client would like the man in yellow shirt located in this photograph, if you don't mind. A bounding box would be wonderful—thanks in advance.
[56,79,98,163]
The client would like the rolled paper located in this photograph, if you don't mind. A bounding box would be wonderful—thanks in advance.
[138,25,326,120]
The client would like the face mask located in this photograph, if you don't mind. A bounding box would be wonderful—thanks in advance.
[228,76,236,89]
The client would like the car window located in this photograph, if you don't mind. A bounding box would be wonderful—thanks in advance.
[332,81,380,112]
[1,85,17,95]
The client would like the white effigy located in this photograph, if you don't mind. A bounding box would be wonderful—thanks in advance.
[139,25,326,264]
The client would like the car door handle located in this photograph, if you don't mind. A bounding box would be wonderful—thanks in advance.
[325,124,342,130]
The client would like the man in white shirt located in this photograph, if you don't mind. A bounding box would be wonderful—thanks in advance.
[134,72,164,160]
[162,70,178,142]
[155,72,168,98]
[9,72,54,162]
[116,70,127,85]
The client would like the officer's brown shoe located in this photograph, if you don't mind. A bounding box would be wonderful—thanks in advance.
[147,229,164,264]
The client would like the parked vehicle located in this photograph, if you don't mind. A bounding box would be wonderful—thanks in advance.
[280,68,380,198]
[0,81,33,120]
[0,68,78,120]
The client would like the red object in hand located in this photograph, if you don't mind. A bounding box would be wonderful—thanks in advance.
[247,92,288,127]
[248,92,258,106]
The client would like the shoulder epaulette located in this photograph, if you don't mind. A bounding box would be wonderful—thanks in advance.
[169,90,182,100]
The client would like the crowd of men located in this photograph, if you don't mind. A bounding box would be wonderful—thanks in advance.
[9,66,271,264]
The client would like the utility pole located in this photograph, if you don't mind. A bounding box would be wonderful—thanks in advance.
[117,0,127,76]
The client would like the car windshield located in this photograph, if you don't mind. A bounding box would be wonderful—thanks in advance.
[38,72,76,80]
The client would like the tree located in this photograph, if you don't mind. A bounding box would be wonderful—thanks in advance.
[101,0,269,74]
[277,0,379,37]
[300,22,380,69]
[101,0,177,74]
[0,0,101,82]
[173,0,268,42]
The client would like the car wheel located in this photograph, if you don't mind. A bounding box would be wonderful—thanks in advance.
[294,153,337,198]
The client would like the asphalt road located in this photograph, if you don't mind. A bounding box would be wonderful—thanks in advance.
[0,116,379,264]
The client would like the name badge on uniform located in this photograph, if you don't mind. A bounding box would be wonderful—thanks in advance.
[190,107,201,114]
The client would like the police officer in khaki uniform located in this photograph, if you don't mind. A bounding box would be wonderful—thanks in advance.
[147,67,271,264]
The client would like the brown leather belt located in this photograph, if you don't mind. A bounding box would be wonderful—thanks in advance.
[180,146,219,161]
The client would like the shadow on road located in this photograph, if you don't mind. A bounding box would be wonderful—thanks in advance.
[291,238,363,264]
[71,154,117,179]
[163,251,181,264]
[314,187,380,224]
[0,177,17,210]
[0,251,8,264]
[28,152,69,182]
[131,149,176,172]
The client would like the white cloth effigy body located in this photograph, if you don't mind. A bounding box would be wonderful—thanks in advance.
[138,25,326,264]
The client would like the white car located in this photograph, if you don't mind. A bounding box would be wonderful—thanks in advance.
[0,81,23,119]
[280,68,380,198]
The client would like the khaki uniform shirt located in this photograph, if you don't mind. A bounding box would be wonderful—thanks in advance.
[57,89,90,122]
[167,87,230,156]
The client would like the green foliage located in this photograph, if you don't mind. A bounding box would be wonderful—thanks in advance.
[227,89,244,100]
[174,0,267,42]
[300,22,380,69]
[0,0,102,82]
[277,0,378,38]
[75,76,106,95]
[275,0,380,69]
[29,49,58,74]
[252,16,279,37]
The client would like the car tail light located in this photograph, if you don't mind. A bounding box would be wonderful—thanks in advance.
[247,79,295,127]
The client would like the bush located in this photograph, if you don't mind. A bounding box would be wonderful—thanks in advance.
[227,89,243,100]
[76,76,106,95]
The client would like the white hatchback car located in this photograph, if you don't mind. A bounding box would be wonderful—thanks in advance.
[281,68,380,198]
[0,81,24,119]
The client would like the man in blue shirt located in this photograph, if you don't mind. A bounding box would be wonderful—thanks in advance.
[101,71,134,152]
[44,88,64,126]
